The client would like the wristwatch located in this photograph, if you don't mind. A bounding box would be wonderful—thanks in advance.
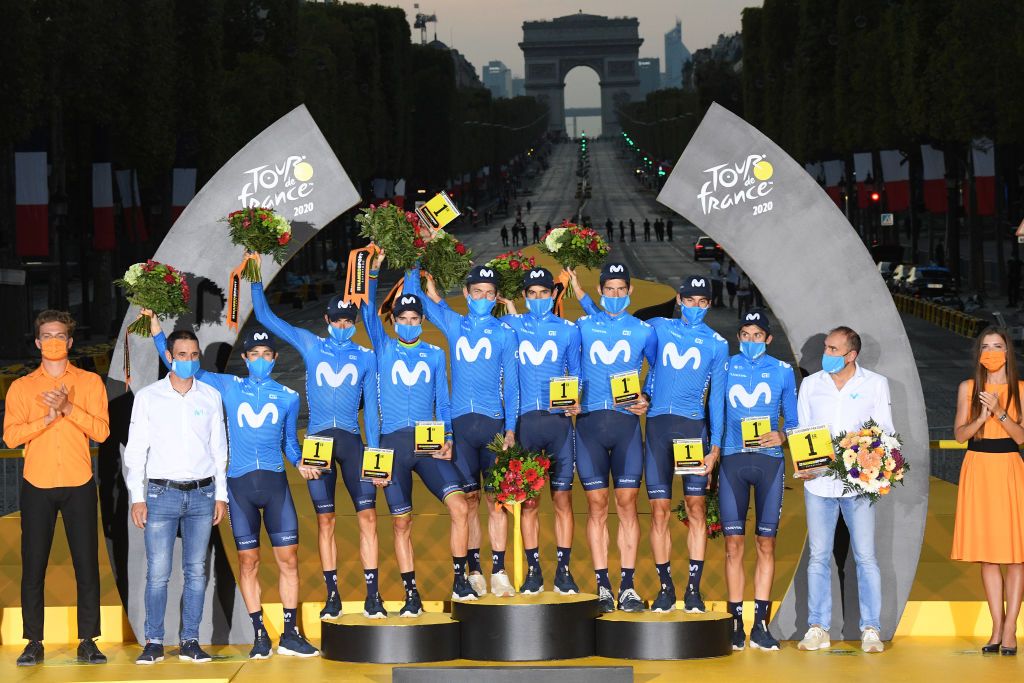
[999,412,1009,422]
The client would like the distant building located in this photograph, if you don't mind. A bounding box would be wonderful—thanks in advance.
[511,77,526,98]
[662,19,691,89]
[637,57,660,97]
[686,32,743,89]
[482,60,513,99]
[428,39,483,89]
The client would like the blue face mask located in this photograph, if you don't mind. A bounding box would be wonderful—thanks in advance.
[681,304,708,326]
[601,294,630,314]
[822,353,847,374]
[396,323,422,342]
[740,341,766,361]
[467,296,496,316]
[245,357,275,380]
[171,359,199,379]
[526,297,554,317]
[328,324,355,343]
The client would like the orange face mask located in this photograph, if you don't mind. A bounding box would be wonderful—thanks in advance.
[980,350,1006,373]
[41,338,68,361]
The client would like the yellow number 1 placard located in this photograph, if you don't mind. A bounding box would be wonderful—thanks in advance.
[610,370,641,406]
[786,425,835,475]
[302,435,334,469]
[416,191,461,230]
[361,448,394,483]
[414,421,445,454]
[673,439,705,474]
[549,376,580,410]
[741,416,772,450]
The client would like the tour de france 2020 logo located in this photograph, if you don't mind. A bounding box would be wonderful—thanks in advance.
[237,155,317,218]
[697,153,775,217]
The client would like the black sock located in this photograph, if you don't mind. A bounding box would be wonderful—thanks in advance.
[364,568,379,598]
[323,570,338,598]
[526,547,540,571]
[468,548,482,574]
[282,607,298,636]
[754,599,771,628]
[453,555,467,581]
[401,571,417,595]
[656,562,674,589]
[492,550,506,573]
[595,568,612,592]
[687,559,704,594]
[620,567,635,592]
[728,601,744,632]
[249,610,264,638]
[556,546,571,572]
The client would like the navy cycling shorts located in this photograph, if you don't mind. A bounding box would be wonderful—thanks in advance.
[718,451,785,537]
[452,414,505,493]
[644,414,710,499]
[575,410,643,491]
[381,428,464,516]
[305,428,377,514]
[227,470,299,550]
[517,410,575,491]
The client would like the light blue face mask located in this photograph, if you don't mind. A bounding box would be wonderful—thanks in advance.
[396,323,422,342]
[601,294,630,314]
[467,296,496,316]
[526,297,554,317]
[681,304,708,325]
[245,357,275,380]
[171,359,200,379]
[328,324,355,343]
[822,353,847,374]
[740,341,766,361]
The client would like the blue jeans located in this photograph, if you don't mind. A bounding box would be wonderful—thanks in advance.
[804,489,881,632]
[143,481,216,643]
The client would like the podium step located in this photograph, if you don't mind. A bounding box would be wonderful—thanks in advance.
[320,612,460,664]
[596,610,733,659]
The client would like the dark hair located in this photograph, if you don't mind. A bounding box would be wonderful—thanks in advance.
[829,326,862,355]
[35,310,76,338]
[969,326,1021,426]
[167,329,200,354]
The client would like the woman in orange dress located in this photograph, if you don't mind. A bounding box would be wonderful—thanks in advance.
[952,326,1024,655]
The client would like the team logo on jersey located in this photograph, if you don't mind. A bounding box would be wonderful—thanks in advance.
[456,336,492,362]
[728,382,772,408]
[253,332,269,341]
[391,360,431,386]
[662,342,701,370]
[315,361,359,388]
[237,402,279,428]
[518,339,558,365]
[589,339,630,365]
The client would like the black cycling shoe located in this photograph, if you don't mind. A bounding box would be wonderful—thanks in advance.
[17,641,44,667]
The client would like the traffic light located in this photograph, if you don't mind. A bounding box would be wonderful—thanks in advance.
[870,191,880,203]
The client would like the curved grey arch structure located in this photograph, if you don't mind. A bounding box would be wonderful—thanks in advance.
[657,103,928,640]
[102,105,360,644]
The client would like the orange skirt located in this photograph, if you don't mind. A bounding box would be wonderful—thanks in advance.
[951,450,1024,563]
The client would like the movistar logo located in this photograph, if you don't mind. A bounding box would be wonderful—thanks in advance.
[662,342,701,370]
[745,312,761,321]
[237,402,279,428]
[399,296,417,306]
[315,362,359,388]
[528,270,546,279]
[608,264,624,273]
[456,336,492,362]
[392,360,431,386]
[589,339,630,365]
[729,382,772,408]
[478,268,494,278]
[253,332,269,341]
[518,339,558,365]
[690,278,706,288]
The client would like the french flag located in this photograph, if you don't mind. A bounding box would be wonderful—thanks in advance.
[115,169,148,242]
[171,168,197,223]
[920,144,946,213]
[853,153,873,209]
[15,151,49,257]
[92,163,115,251]
[967,138,995,217]
[879,150,910,212]
[823,160,844,208]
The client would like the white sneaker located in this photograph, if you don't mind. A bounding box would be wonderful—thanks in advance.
[861,627,884,653]
[490,572,516,597]
[468,572,488,597]
[798,625,831,651]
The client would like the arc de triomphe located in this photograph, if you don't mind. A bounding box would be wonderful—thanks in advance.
[520,13,644,136]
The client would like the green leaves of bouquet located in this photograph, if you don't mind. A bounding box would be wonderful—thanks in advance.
[223,207,293,281]
[484,434,551,506]
[354,201,425,272]
[538,220,610,270]
[421,229,472,295]
[115,261,191,337]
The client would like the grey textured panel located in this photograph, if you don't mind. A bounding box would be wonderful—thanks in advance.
[104,105,360,644]
[657,103,928,640]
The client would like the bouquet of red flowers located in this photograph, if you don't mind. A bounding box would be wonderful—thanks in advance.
[674,490,724,540]
[115,261,191,337]
[354,201,427,271]
[484,434,550,505]
[538,220,610,271]
[223,207,292,281]
[421,229,473,295]
[487,250,537,301]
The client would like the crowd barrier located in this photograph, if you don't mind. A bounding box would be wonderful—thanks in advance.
[891,294,987,338]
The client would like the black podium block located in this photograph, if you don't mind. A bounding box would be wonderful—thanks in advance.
[394,665,633,683]
[450,593,600,661]
[320,612,459,664]
[595,610,733,659]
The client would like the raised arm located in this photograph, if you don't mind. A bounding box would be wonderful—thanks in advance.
[251,280,319,355]
[405,267,460,337]
[577,292,600,317]
[361,268,387,351]
[152,331,231,393]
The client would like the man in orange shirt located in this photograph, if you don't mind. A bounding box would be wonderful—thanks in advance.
[2,310,110,666]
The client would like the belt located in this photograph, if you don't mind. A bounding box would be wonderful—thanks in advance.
[967,437,1018,453]
[149,477,214,490]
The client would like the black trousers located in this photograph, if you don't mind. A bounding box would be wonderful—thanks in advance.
[21,478,101,641]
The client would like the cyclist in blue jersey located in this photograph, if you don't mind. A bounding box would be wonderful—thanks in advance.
[720,309,797,651]
[248,254,385,620]
[500,267,583,596]
[143,313,319,658]
[410,265,520,599]
[363,249,475,614]
[640,276,728,614]
[568,263,656,613]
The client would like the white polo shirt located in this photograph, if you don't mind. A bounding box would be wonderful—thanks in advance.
[797,363,894,498]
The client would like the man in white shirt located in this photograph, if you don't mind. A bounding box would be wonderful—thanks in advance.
[123,330,228,665]
[795,326,891,654]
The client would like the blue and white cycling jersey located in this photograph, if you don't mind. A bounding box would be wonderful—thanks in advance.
[500,309,581,414]
[722,352,798,457]
[576,294,656,414]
